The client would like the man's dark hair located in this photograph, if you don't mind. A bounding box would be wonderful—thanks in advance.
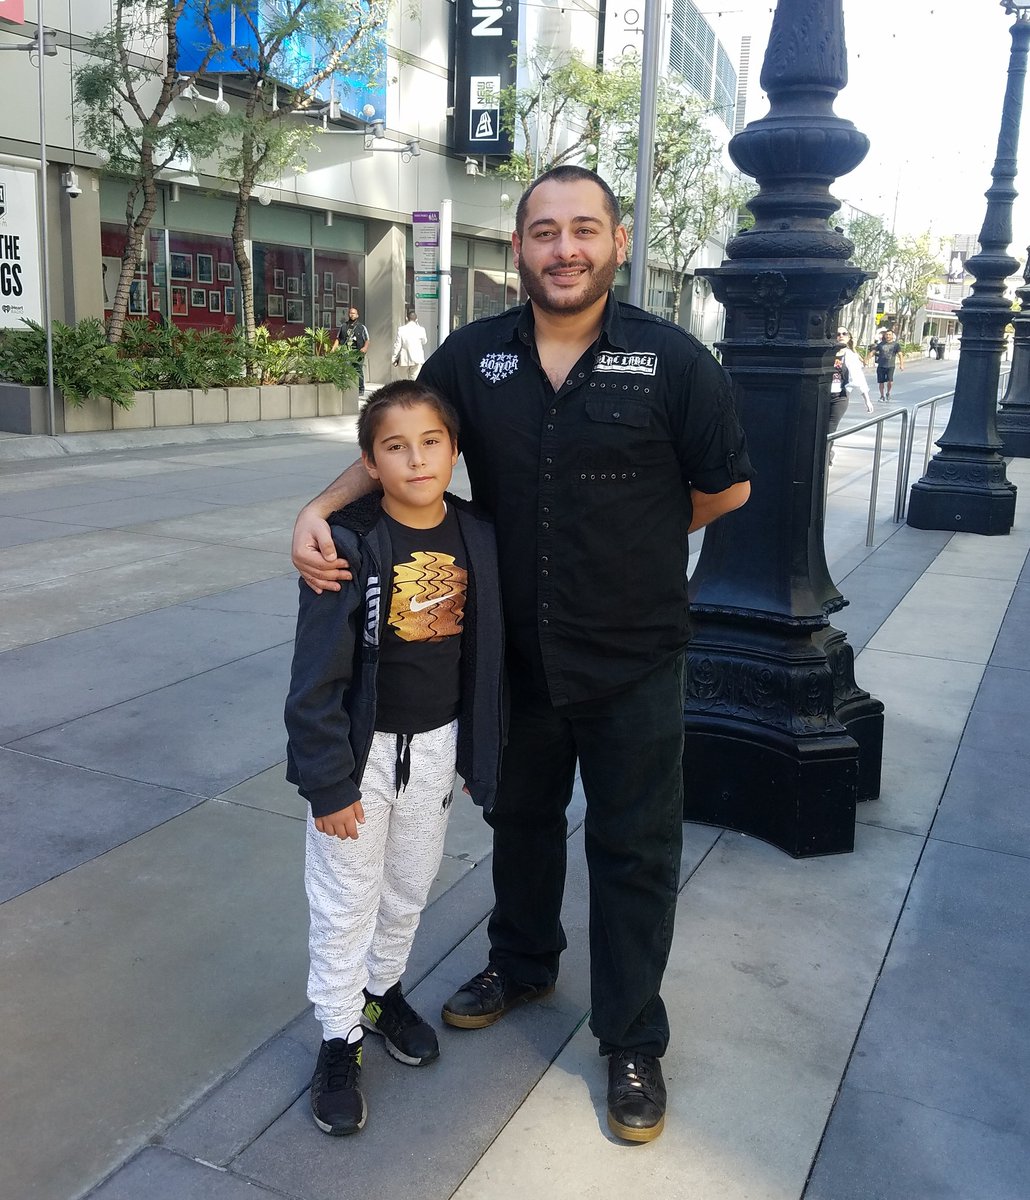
[358,380,460,461]
[515,165,621,237]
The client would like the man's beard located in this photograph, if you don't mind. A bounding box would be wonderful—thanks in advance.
[518,247,619,315]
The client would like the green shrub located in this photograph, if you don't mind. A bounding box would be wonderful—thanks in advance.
[246,325,359,389]
[119,320,247,390]
[0,318,136,408]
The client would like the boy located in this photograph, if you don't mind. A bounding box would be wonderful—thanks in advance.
[284,380,504,1136]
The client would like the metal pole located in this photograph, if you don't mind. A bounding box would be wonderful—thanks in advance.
[628,0,661,309]
[36,22,57,436]
[438,198,452,347]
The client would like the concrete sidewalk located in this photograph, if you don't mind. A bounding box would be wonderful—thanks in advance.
[1,422,1027,1200]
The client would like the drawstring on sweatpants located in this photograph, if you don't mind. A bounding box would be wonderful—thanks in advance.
[393,733,412,796]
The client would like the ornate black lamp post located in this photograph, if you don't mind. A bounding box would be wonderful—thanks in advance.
[997,250,1030,455]
[682,0,883,858]
[908,0,1030,532]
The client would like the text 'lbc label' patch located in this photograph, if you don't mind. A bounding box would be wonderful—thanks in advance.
[594,351,658,376]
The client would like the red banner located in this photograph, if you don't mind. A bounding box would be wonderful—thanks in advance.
[0,0,26,25]
[0,0,25,24]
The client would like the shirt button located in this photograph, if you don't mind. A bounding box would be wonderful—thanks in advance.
[541,618,550,625]
[541,602,549,610]
[590,474,596,480]
[541,555,549,563]
[600,474,607,480]
[541,521,550,529]
[549,408,557,415]
[546,423,554,431]
[613,412,620,419]
[542,506,550,514]
[545,457,552,465]
[541,569,549,577]
[580,473,587,480]
[543,473,551,481]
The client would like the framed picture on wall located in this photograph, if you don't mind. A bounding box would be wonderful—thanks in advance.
[153,262,166,286]
[267,293,284,317]
[152,289,162,312]
[171,286,188,316]
[273,269,285,290]
[208,290,222,313]
[217,261,232,282]
[285,298,304,324]
[170,252,192,281]
[323,271,333,293]
[224,288,236,315]
[196,254,214,284]
[336,282,349,305]
[128,279,148,315]
[322,293,333,311]
[301,273,308,296]
[190,288,207,308]
[320,309,333,327]
[335,307,346,328]
[287,276,299,295]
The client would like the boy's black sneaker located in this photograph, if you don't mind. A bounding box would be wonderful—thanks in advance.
[310,1036,366,1136]
[441,965,554,1029]
[361,982,439,1066]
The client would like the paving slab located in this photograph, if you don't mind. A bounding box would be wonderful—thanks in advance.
[806,839,1030,1200]
[11,643,294,796]
[0,801,310,1200]
[924,524,1030,581]
[0,513,99,548]
[133,498,300,547]
[0,605,294,742]
[453,823,923,1200]
[851,648,985,836]
[865,572,1013,664]
[0,477,165,518]
[27,491,231,531]
[185,575,299,618]
[931,744,1030,859]
[0,749,201,901]
[959,664,1030,759]
[0,543,289,651]
[0,529,198,593]
[86,1147,285,1200]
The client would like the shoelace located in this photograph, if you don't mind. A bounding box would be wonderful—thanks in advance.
[464,967,503,1000]
[612,1052,659,1096]
[323,1041,360,1092]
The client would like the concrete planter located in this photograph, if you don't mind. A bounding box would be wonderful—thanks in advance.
[113,391,155,430]
[0,383,50,434]
[289,383,318,418]
[259,385,290,421]
[153,389,193,428]
[317,383,342,417]
[228,387,260,422]
[63,394,116,434]
[192,388,229,425]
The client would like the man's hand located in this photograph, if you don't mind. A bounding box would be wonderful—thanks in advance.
[315,801,365,840]
[292,504,352,593]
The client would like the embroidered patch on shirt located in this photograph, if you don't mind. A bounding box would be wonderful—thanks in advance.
[479,352,520,384]
[594,351,659,376]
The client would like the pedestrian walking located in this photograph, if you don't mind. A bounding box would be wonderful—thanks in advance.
[866,329,905,402]
[290,165,753,1144]
[391,310,428,380]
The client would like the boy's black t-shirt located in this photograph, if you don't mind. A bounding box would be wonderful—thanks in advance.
[374,506,468,734]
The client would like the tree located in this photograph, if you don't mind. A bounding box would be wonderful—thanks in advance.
[840,211,896,346]
[606,79,752,323]
[884,233,944,342]
[75,1,223,343]
[194,1,387,342]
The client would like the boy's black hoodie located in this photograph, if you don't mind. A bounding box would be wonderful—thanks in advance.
[285,492,505,818]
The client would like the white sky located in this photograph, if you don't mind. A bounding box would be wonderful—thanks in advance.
[705,0,1030,242]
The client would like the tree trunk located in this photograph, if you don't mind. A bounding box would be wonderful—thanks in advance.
[108,147,159,344]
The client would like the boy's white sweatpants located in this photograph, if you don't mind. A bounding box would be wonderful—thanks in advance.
[305,721,457,1040]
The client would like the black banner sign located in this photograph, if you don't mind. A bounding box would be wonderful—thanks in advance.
[451,0,518,156]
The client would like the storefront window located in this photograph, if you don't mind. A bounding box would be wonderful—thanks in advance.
[313,251,362,337]
[253,243,312,335]
[166,231,237,332]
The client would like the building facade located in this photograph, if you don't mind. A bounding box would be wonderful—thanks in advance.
[1,0,747,385]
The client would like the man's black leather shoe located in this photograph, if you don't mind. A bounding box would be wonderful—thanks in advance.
[606,1049,666,1142]
[441,965,554,1029]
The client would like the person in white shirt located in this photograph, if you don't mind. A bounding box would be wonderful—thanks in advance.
[391,311,428,380]
[837,328,872,413]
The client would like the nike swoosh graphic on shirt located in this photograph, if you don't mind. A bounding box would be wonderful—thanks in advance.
[409,592,456,613]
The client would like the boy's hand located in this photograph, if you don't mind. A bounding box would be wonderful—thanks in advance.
[292,505,352,593]
[315,801,365,840]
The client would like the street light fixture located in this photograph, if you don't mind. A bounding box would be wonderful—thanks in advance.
[907,0,1030,533]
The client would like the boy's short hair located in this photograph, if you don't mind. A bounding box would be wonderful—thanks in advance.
[357,380,460,461]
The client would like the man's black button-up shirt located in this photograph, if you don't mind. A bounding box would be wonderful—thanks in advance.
[419,296,753,707]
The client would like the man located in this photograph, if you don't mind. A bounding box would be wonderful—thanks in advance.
[333,305,370,395]
[866,328,904,402]
[391,309,428,380]
[292,166,753,1143]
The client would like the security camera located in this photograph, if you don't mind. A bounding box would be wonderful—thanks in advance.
[62,170,82,199]
[465,157,479,177]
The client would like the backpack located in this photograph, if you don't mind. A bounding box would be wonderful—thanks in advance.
[832,350,850,395]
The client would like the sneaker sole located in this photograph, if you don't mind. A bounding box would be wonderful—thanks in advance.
[359,1015,439,1066]
[607,1111,665,1143]
[441,984,554,1029]
[312,1096,367,1136]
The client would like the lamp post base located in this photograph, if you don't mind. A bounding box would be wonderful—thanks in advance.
[682,720,858,858]
[998,410,1030,457]
[907,463,1016,535]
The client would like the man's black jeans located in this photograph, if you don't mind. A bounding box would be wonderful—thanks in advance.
[485,654,685,1058]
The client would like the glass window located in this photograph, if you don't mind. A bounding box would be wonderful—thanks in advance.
[313,251,363,334]
[253,243,313,334]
